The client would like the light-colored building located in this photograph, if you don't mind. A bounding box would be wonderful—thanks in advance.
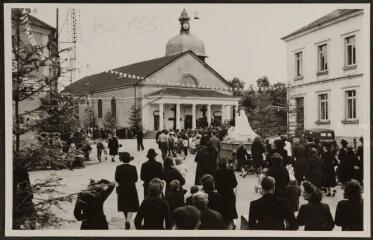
[282,9,368,143]
[67,9,239,132]
[12,10,59,141]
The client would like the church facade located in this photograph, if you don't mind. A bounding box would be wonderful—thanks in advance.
[67,9,239,132]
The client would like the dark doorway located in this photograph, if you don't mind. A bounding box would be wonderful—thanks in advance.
[295,97,304,136]
[184,115,192,129]
[153,111,159,130]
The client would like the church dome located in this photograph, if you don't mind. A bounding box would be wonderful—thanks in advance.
[165,9,206,58]
[165,32,206,57]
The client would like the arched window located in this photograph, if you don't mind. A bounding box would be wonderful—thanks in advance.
[181,74,199,87]
[97,99,103,118]
[111,97,116,118]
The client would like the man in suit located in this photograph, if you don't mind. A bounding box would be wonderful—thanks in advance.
[140,149,163,197]
[248,176,297,230]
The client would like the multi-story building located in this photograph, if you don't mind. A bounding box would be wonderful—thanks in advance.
[11,10,59,141]
[282,9,369,144]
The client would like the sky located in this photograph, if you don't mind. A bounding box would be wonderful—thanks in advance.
[27,3,365,88]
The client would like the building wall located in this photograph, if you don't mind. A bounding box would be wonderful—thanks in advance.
[80,86,138,128]
[144,53,230,90]
[285,12,368,142]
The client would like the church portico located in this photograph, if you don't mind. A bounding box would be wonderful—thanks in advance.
[142,95,239,131]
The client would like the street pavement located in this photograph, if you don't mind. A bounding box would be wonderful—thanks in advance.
[29,139,344,230]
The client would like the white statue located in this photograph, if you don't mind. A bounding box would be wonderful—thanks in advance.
[226,109,258,142]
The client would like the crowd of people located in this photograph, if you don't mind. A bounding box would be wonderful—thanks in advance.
[72,127,364,231]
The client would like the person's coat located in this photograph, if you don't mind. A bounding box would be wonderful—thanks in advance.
[267,166,290,199]
[338,149,357,183]
[322,151,338,188]
[73,181,115,230]
[251,141,266,168]
[140,159,163,195]
[248,193,297,230]
[199,208,226,230]
[115,163,139,212]
[194,145,215,185]
[134,196,172,229]
[335,199,363,231]
[213,168,238,222]
[165,190,185,215]
[306,154,323,187]
[161,168,185,193]
[292,144,308,182]
[296,202,334,231]
[108,137,119,156]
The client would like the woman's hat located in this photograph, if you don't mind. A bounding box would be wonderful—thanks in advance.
[119,152,134,163]
[146,148,158,158]
[340,139,348,145]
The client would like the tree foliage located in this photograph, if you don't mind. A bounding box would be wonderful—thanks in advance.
[128,104,142,130]
[229,77,245,96]
[82,107,97,130]
[240,77,287,138]
[103,112,117,130]
[12,8,78,229]
[38,91,79,142]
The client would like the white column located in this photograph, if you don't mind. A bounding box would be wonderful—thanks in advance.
[192,104,196,129]
[221,105,226,124]
[176,103,181,130]
[159,103,164,130]
[207,104,211,126]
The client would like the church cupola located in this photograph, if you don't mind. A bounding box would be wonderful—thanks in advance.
[165,9,207,61]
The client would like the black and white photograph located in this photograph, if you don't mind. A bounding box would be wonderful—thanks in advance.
[3,2,371,238]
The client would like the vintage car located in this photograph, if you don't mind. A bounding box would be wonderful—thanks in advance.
[303,128,335,144]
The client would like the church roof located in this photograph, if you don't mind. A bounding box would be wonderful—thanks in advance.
[147,87,237,98]
[66,50,231,94]
[65,52,186,94]
[282,9,363,41]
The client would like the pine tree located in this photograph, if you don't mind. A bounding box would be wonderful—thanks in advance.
[128,104,142,130]
[103,112,117,131]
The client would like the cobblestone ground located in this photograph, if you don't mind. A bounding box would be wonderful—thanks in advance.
[29,139,344,230]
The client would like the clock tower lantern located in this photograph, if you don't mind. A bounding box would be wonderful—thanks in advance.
[179,9,190,33]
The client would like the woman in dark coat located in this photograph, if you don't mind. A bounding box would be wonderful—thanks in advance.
[236,143,250,177]
[335,180,363,231]
[161,157,185,193]
[214,159,238,229]
[296,181,334,231]
[267,153,290,199]
[251,137,266,172]
[322,143,338,196]
[194,135,215,185]
[135,179,172,229]
[74,179,115,229]
[306,148,323,188]
[292,138,307,185]
[337,139,354,184]
[115,152,139,229]
[108,133,119,162]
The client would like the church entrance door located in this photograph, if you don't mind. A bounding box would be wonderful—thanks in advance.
[153,111,160,130]
[184,115,192,129]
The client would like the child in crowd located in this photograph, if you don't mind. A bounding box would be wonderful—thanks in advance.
[185,185,199,205]
[254,168,267,194]
[285,178,301,213]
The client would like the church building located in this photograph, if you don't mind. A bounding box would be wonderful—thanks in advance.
[66,9,239,132]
